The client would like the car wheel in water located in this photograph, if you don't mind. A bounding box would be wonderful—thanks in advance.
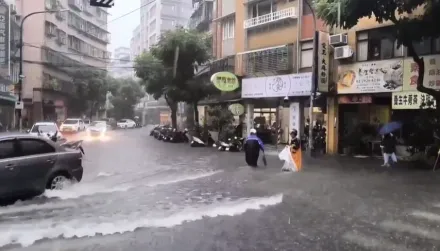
[47,174,70,190]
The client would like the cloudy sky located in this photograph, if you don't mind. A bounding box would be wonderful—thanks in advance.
[108,2,140,53]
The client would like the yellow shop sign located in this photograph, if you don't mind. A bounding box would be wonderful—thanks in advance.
[403,55,440,91]
[210,72,239,92]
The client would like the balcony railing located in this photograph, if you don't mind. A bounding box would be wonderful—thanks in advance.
[243,7,297,29]
[239,44,293,76]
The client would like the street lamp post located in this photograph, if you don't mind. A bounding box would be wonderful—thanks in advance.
[17,9,68,131]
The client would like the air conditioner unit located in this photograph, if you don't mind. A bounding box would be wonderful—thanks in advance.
[329,34,348,46]
[10,4,17,15]
[334,45,353,59]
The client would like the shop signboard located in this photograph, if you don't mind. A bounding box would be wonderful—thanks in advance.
[210,71,239,92]
[0,3,9,66]
[392,91,436,109]
[289,102,300,133]
[403,55,440,91]
[337,59,403,94]
[228,103,244,116]
[338,95,372,104]
[242,73,312,98]
[318,31,329,92]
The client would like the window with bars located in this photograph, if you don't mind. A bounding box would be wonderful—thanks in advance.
[244,46,291,74]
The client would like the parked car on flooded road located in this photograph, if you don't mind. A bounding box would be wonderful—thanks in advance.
[0,133,84,204]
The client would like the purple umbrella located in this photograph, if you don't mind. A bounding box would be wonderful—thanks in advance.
[379,121,402,135]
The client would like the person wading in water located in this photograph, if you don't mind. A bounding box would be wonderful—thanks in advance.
[244,128,264,167]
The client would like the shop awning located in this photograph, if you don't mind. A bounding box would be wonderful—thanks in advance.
[199,91,242,105]
[0,76,16,103]
[0,92,16,103]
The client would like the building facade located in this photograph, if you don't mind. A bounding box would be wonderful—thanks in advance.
[110,46,133,79]
[205,0,323,144]
[0,0,20,130]
[130,24,141,59]
[133,0,193,53]
[327,12,440,156]
[17,0,110,125]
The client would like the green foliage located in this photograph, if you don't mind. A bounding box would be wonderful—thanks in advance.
[151,28,212,86]
[69,69,108,116]
[108,78,145,120]
[134,28,213,127]
[207,105,234,133]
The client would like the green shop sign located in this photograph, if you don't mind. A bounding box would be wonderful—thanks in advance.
[210,72,239,92]
[228,103,245,116]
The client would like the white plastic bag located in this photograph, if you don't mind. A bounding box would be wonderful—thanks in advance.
[278,146,297,172]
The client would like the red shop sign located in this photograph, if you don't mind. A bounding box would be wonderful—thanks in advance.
[338,95,372,104]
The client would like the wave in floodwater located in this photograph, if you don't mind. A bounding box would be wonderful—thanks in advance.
[96,172,115,177]
[146,170,223,187]
[40,170,222,200]
[0,201,77,216]
[0,194,283,248]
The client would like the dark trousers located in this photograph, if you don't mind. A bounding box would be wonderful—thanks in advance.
[245,151,259,167]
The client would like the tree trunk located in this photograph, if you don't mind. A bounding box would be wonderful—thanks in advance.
[164,95,178,128]
[170,106,177,128]
[193,102,199,125]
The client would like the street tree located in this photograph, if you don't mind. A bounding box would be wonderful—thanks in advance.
[71,69,108,118]
[108,78,145,120]
[151,28,213,124]
[134,53,184,128]
[315,0,440,110]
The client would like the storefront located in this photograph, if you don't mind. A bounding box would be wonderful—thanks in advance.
[0,84,17,130]
[241,72,312,144]
[389,54,440,158]
[335,59,403,155]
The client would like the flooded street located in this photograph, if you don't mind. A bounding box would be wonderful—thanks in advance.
[2,128,440,251]
[0,128,284,250]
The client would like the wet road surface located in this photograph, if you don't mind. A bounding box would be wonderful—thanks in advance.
[1,128,440,250]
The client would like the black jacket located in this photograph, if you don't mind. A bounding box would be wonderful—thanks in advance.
[381,134,396,153]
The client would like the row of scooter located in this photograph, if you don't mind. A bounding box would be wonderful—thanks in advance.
[149,125,245,152]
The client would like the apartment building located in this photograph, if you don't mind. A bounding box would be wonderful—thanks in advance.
[17,0,110,124]
[206,0,318,143]
[134,0,192,53]
[110,46,133,79]
[130,24,141,59]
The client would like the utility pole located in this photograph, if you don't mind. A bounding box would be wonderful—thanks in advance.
[17,10,67,131]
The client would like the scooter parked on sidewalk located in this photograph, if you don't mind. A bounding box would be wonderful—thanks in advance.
[228,136,244,152]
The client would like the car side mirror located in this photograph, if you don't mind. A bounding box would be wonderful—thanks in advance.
[51,135,57,142]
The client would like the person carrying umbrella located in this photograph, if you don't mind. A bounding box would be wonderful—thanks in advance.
[379,122,401,167]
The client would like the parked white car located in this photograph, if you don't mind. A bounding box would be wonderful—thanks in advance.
[28,122,65,142]
[116,119,136,129]
[60,118,85,133]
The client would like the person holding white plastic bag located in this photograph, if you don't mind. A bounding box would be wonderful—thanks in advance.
[279,129,301,172]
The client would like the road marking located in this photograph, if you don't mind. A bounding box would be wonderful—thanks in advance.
[342,232,414,251]
[410,210,440,222]
[381,220,440,241]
